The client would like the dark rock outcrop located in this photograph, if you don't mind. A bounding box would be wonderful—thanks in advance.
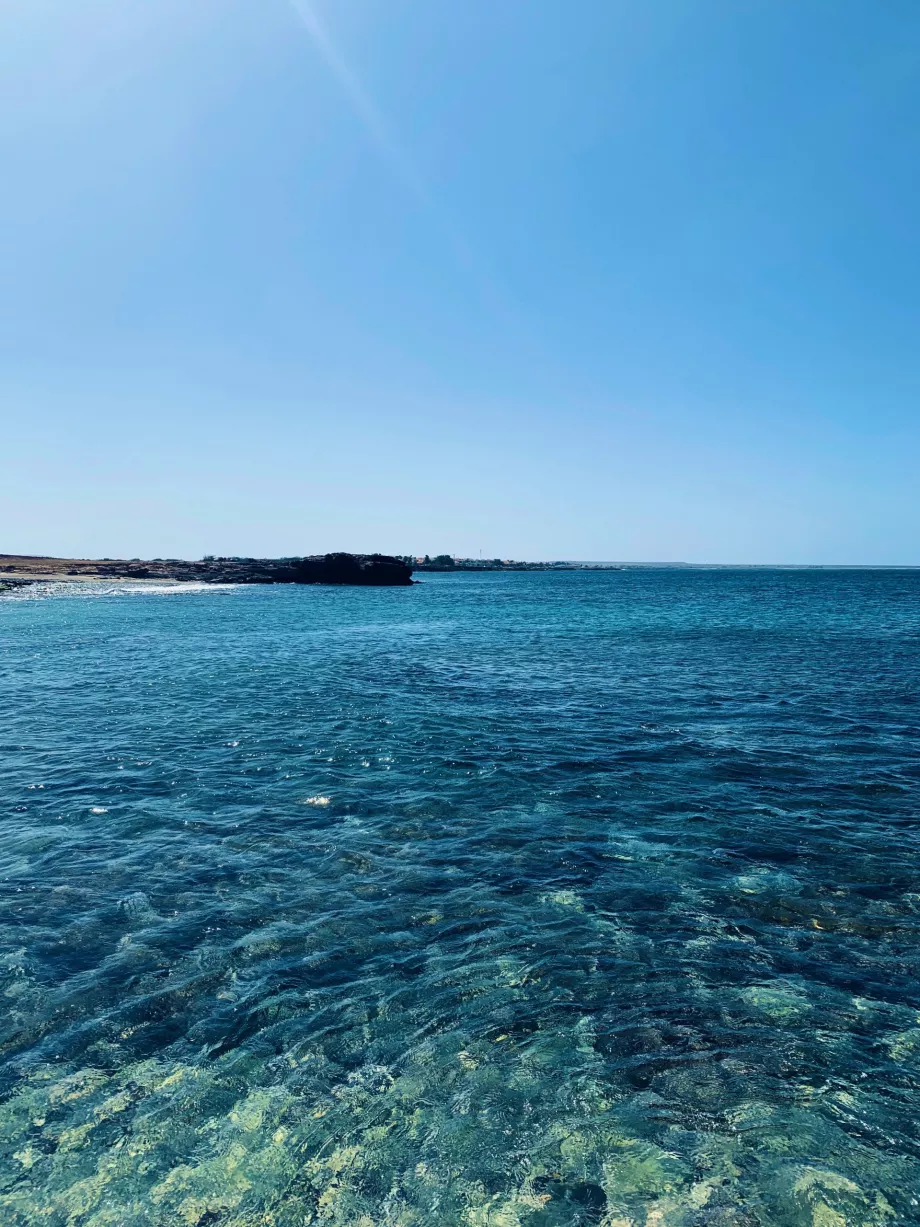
[152,552,414,586]
[191,553,413,585]
[0,553,414,587]
[288,553,413,585]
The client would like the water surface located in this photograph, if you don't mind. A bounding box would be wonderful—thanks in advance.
[1,570,919,1226]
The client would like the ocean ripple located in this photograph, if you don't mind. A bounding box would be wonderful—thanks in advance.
[1,569,919,1226]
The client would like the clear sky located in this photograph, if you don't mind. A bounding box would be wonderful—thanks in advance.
[2,0,919,563]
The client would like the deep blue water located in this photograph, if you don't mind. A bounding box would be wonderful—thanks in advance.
[1,569,919,1227]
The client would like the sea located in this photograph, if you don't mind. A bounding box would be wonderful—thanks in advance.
[1,568,919,1227]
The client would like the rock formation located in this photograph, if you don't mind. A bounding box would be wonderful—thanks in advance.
[288,553,413,585]
[0,553,414,587]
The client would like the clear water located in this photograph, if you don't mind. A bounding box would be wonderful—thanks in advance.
[1,570,919,1227]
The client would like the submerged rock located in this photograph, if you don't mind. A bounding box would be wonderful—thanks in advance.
[530,1177,607,1226]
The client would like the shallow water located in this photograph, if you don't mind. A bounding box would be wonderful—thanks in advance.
[1,569,919,1227]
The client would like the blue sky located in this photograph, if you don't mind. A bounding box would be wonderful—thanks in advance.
[2,0,919,563]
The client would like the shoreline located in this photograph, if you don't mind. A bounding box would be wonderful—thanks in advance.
[0,552,413,587]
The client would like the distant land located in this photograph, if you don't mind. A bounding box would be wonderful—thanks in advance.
[409,558,919,571]
[398,557,919,571]
[1,555,914,595]
[0,553,623,592]
[405,555,620,572]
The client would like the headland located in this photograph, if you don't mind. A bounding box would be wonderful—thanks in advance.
[0,552,413,588]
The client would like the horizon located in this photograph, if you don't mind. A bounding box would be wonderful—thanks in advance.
[2,1,919,563]
[4,548,920,572]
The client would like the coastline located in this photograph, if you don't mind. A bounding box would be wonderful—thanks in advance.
[0,552,413,587]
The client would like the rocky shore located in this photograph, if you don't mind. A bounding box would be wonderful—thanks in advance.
[0,552,414,587]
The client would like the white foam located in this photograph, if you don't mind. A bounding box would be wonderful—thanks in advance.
[1,581,241,600]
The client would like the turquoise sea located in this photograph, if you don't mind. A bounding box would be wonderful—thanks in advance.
[1,569,919,1227]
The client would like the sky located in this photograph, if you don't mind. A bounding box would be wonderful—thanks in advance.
[2,0,919,564]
